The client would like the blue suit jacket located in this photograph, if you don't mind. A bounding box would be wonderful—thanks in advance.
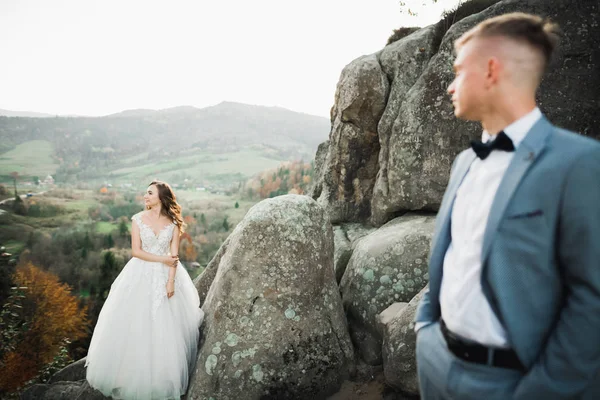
[415,116,600,399]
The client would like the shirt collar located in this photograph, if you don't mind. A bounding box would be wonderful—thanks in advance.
[481,107,542,148]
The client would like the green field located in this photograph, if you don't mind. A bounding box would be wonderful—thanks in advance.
[3,239,25,254]
[0,140,59,176]
[108,149,282,184]
[95,221,117,234]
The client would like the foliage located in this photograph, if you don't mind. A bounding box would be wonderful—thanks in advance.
[222,216,230,232]
[386,27,420,45]
[12,196,27,216]
[180,232,198,262]
[26,227,127,299]
[242,161,314,200]
[118,217,130,237]
[0,246,17,305]
[44,188,82,200]
[0,184,7,196]
[36,339,73,384]
[10,172,18,197]
[25,198,67,218]
[0,263,88,393]
[88,195,141,222]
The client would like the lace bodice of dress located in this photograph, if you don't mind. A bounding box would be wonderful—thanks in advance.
[131,212,175,256]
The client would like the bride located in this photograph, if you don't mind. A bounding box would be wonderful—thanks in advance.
[86,180,204,399]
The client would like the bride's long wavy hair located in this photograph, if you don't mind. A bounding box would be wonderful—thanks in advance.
[147,180,185,234]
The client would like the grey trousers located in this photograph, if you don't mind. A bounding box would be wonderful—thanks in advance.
[416,322,600,400]
[416,321,523,400]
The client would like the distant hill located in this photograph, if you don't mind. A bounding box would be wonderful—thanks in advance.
[0,102,330,188]
[0,108,55,118]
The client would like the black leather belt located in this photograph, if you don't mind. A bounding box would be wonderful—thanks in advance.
[440,320,526,372]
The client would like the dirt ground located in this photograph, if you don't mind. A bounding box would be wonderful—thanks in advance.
[327,367,416,400]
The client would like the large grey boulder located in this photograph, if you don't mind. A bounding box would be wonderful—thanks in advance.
[307,140,330,201]
[333,225,353,284]
[48,357,87,384]
[376,302,408,337]
[187,195,354,400]
[21,357,110,400]
[332,223,376,283]
[311,54,389,224]
[193,237,230,304]
[340,213,434,365]
[382,287,427,397]
[21,380,107,400]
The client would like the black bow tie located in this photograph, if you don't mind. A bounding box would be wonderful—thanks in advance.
[470,131,515,160]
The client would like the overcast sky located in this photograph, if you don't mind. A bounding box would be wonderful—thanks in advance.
[0,0,461,117]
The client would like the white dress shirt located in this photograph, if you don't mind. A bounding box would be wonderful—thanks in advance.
[438,107,542,347]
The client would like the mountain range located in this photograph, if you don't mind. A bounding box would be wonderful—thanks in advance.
[0,102,330,187]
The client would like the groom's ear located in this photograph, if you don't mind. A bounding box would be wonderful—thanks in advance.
[485,56,501,88]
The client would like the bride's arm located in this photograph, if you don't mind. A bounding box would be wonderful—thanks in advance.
[167,226,180,282]
[166,226,180,298]
[130,220,174,264]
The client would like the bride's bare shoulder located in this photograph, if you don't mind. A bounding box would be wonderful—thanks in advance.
[131,210,146,223]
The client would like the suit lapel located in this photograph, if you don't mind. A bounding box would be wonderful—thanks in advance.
[481,117,552,263]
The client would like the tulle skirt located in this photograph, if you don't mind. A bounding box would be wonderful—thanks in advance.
[85,257,204,400]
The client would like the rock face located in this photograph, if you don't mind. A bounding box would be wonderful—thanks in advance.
[187,195,354,400]
[311,54,389,224]
[332,223,376,283]
[310,0,600,227]
[376,302,408,337]
[21,357,110,400]
[382,287,427,397]
[21,381,107,400]
[48,357,87,384]
[193,237,230,305]
[371,24,444,226]
[339,214,435,365]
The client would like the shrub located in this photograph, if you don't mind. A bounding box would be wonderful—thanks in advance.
[432,0,503,51]
[12,196,27,216]
[26,199,66,218]
[386,27,421,45]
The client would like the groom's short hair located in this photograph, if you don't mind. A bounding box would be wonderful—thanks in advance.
[455,12,560,70]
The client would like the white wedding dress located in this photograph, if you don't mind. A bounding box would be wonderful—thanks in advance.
[86,212,204,400]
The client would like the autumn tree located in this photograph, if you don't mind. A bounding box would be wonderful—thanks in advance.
[180,241,198,263]
[179,232,198,262]
[242,161,314,200]
[0,263,88,393]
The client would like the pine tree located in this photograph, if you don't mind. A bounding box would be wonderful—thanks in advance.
[118,218,129,237]
[222,216,230,232]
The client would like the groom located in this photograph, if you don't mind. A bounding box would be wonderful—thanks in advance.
[414,12,600,400]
